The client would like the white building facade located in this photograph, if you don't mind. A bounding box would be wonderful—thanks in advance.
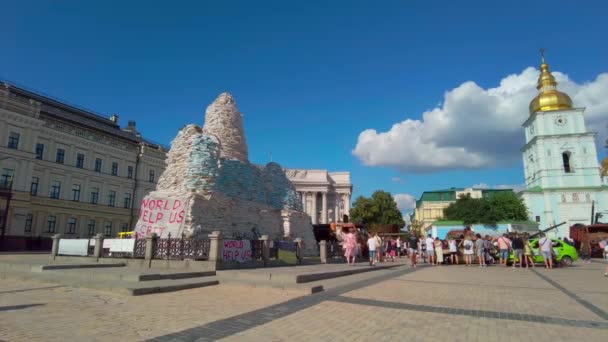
[0,82,166,243]
[520,56,608,237]
[284,169,352,225]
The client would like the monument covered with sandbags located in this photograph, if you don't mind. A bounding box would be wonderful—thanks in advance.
[133,93,316,255]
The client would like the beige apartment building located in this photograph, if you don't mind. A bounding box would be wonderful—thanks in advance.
[413,187,513,233]
[0,82,166,246]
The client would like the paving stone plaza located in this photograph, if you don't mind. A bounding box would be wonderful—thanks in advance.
[1,259,607,341]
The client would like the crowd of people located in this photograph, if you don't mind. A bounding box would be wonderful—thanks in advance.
[341,227,608,276]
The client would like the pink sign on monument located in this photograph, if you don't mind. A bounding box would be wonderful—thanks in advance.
[134,197,188,238]
[222,240,252,263]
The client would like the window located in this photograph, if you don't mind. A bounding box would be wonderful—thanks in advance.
[535,215,540,223]
[90,187,99,204]
[148,169,155,182]
[94,158,102,172]
[56,148,65,164]
[1,168,14,189]
[7,132,20,149]
[87,219,96,236]
[30,177,39,196]
[111,162,118,176]
[76,153,85,168]
[121,223,129,232]
[127,166,134,179]
[35,143,44,159]
[562,152,572,173]
[50,181,61,199]
[585,194,591,202]
[123,193,132,209]
[24,214,33,233]
[46,215,56,233]
[66,217,77,234]
[108,190,116,207]
[71,184,81,202]
[104,221,112,237]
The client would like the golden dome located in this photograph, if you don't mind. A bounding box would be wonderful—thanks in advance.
[602,156,608,177]
[529,52,573,114]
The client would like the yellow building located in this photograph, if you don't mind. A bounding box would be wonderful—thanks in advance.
[0,82,166,249]
[413,187,513,233]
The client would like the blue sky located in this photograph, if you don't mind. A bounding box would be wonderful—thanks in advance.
[2,1,608,212]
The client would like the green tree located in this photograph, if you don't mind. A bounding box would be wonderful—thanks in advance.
[350,190,405,233]
[443,191,527,225]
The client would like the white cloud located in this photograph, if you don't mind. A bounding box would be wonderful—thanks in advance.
[352,67,608,173]
[391,177,404,183]
[394,193,417,212]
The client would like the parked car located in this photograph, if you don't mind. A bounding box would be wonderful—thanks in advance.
[509,238,579,266]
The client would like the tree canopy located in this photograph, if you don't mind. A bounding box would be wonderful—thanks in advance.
[443,191,528,225]
[350,190,405,232]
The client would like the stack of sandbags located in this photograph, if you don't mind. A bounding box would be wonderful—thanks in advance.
[203,92,249,163]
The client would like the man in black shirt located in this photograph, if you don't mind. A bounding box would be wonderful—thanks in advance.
[511,232,524,268]
[408,235,419,267]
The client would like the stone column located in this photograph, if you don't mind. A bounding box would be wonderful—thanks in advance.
[93,233,104,258]
[345,194,351,216]
[260,234,269,267]
[311,192,317,224]
[208,230,222,263]
[334,196,339,223]
[294,238,303,265]
[145,233,157,262]
[51,234,62,260]
[319,240,327,264]
[301,192,306,212]
[321,192,328,224]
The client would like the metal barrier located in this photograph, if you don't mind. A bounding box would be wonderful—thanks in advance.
[152,234,211,260]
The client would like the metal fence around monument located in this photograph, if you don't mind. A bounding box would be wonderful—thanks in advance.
[153,234,211,260]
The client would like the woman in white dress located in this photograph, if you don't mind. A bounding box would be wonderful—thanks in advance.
[461,236,474,266]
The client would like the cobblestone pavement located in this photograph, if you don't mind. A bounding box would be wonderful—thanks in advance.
[1,260,607,342]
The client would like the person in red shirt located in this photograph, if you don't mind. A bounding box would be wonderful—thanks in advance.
[496,234,512,267]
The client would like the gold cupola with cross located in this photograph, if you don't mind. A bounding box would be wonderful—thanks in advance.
[529,50,573,114]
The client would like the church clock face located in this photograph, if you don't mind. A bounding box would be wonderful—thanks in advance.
[555,116,566,126]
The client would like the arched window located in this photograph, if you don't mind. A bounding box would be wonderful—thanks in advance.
[562,152,572,173]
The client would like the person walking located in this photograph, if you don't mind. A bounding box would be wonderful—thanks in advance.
[447,238,458,265]
[580,234,592,264]
[396,237,402,258]
[602,239,608,277]
[385,238,395,262]
[420,235,427,264]
[434,237,444,265]
[475,234,486,267]
[344,228,358,266]
[408,234,420,267]
[497,234,512,267]
[511,232,525,268]
[483,235,494,265]
[425,234,436,265]
[523,233,535,268]
[538,233,553,269]
[374,233,382,263]
[366,234,377,266]
[461,236,474,266]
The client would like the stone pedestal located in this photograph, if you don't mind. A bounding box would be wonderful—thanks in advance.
[145,233,157,261]
[93,233,104,259]
[319,240,327,264]
[208,231,222,262]
[260,234,269,267]
[294,237,303,265]
[51,234,62,260]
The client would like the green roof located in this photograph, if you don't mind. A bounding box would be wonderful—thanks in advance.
[416,187,513,207]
